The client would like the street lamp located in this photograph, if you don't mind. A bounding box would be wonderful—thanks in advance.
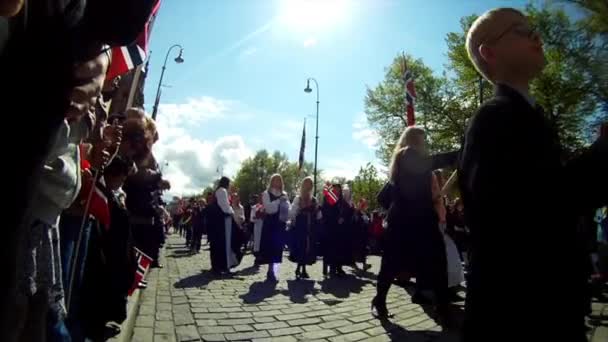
[152,44,184,120]
[304,78,320,196]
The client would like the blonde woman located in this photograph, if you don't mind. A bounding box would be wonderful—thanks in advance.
[288,177,322,279]
[259,174,290,281]
[371,126,455,319]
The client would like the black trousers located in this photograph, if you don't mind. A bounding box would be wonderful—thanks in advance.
[131,224,160,262]
[192,226,204,252]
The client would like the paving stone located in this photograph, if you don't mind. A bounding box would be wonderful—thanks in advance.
[252,336,298,342]
[197,326,235,334]
[132,327,155,342]
[194,313,228,320]
[195,319,218,327]
[288,317,322,326]
[337,322,374,334]
[299,329,339,340]
[233,324,255,332]
[139,304,156,315]
[347,314,373,323]
[135,315,155,328]
[227,312,253,318]
[191,307,208,313]
[224,331,270,340]
[155,333,177,342]
[253,321,289,330]
[305,309,334,317]
[275,313,303,321]
[175,325,201,342]
[217,318,255,326]
[200,334,225,342]
[155,320,175,334]
[268,326,304,337]
[254,316,277,323]
[174,311,196,326]
[156,310,174,321]
[253,309,283,317]
[329,331,370,342]
[320,319,351,329]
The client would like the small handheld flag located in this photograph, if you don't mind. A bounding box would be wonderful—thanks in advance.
[129,247,153,296]
[323,183,338,206]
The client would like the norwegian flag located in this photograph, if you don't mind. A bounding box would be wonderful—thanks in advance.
[129,247,153,296]
[323,183,338,206]
[403,58,417,127]
[79,151,111,229]
[298,119,306,171]
[106,0,161,81]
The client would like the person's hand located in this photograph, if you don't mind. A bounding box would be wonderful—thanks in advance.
[65,48,110,125]
[90,143,111,169]
[103,124,123,149]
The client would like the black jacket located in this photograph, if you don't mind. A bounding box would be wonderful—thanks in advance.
[457,84,607,340]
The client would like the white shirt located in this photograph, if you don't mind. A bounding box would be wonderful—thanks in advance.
[232,204,245,226]
[215,188,234,215]
[262,189,289,215]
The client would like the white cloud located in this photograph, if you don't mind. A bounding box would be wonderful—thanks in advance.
[153,97,253,197]
[352,113,379,148]
[322,154,386,181]
[303,37,318,47]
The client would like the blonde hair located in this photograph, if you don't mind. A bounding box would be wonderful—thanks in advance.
[466,8,525,84]
[299,177,314,200]
[389,126,425,181]
[268,173,284,193]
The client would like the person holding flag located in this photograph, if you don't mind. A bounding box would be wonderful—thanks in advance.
[321,183,354,277]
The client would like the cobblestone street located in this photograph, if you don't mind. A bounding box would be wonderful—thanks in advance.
[131,234,607,342]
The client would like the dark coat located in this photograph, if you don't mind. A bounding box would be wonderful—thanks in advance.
[322,198,355,266]
[289,197,320,265]
[457,84,608,341]
[383,148,447,290]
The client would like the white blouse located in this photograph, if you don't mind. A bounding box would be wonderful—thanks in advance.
[262,189,289,214]
[289,196,322,221]
[215,188,234,215]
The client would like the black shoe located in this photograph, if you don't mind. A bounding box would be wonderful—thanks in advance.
[448,291,465,303]
[371,297,391,319]
[151,262,164,269]
[301,271,310,279]
[336,268,346,277]
[412,292,433,305]
[295,269,301,279]
[137,281,147,289]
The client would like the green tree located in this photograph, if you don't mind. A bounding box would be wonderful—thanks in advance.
[232,150,316,203]
[350,163,386,211]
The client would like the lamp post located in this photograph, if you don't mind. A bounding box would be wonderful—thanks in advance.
[152,44,184,120]
[304,78,319,196]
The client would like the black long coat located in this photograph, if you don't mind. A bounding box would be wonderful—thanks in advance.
[322,198,354,266]
[383,148,447,290]
[457,84,608,341]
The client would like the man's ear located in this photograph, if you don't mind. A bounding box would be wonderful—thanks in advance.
[478,44,494,64]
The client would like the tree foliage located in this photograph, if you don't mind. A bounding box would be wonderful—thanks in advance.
[232,150,318,203]
[350,163,386,211]
[365,3,606,165]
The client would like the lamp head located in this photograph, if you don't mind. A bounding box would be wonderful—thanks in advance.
[304,79,312,93]
[174,49,184,64]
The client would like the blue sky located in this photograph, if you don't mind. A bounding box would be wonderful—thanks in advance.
[143,0,547,196]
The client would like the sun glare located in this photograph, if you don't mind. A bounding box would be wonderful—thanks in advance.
[278,0,350,34]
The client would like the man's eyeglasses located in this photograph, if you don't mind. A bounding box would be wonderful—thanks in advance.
[486,23,538,44]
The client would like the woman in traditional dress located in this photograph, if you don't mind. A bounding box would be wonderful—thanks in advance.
[259,174,290,281]
[288,177,321,279]
[321,184,354,277]
[208,177,240,274]
[371,126,449,319]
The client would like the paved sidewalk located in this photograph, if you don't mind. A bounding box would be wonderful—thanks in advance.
[131,234,607,342]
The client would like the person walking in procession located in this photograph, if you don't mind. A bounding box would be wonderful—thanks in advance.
[288,177,322,279]
[459,7,608,341]
[322,184,354,277]
[259,174,290,281]
[208,177,240,275]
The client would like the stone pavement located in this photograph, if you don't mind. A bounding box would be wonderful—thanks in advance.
[131,234,608,342]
